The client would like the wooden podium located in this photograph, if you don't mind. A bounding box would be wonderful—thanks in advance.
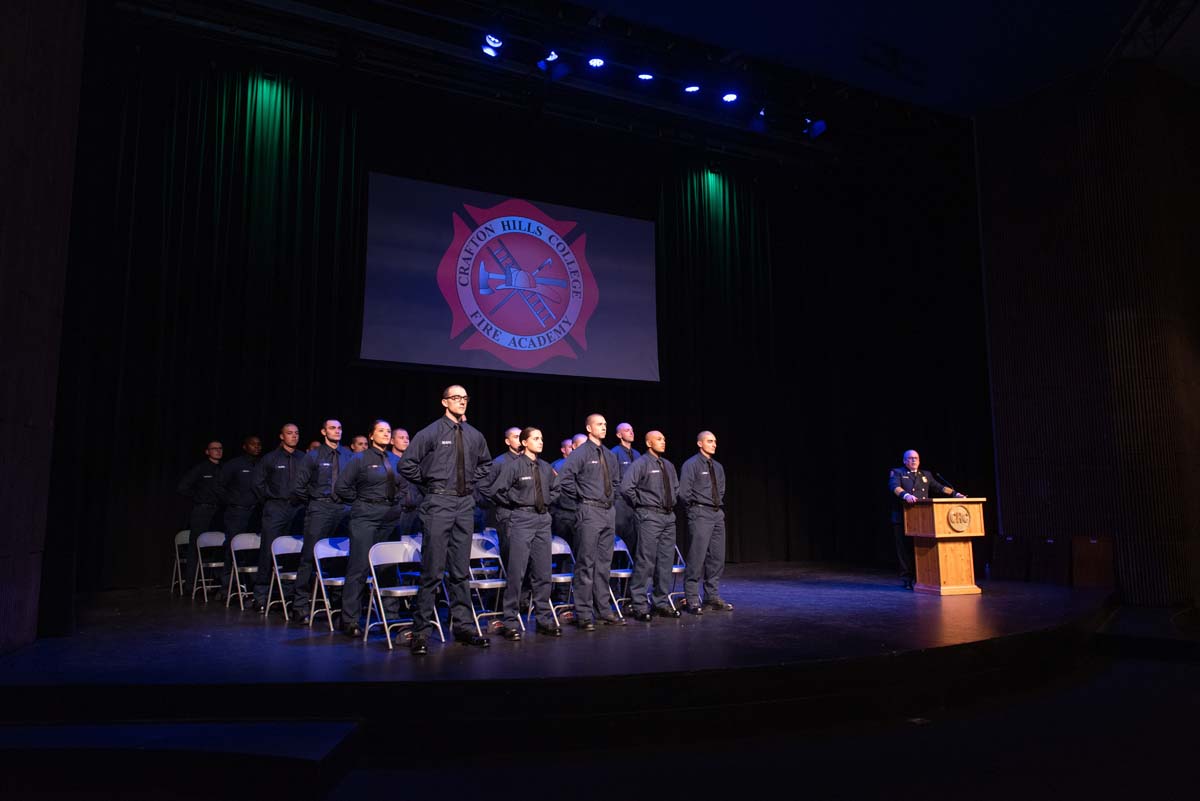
[904,498,987,595]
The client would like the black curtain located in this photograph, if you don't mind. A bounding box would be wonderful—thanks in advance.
[45,16,995,629]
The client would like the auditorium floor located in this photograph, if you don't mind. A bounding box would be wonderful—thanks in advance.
[0,562,1106,686]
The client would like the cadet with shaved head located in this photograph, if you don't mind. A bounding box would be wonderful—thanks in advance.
[177,440,226,597]
[251,423,307,611]
[290,418,353,624]
[611,422,642,559]
[557,414,624,629]
[619,430,680,621]
[677,431,733,613]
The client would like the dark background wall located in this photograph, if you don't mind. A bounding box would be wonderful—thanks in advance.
[1,1,86,654]
[37,3,994,631]
[977,62,1200,605]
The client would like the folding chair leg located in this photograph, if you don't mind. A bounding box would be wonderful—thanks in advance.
[309,576,319,628]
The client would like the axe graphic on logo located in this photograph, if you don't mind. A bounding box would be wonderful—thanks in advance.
[437,199,599,369]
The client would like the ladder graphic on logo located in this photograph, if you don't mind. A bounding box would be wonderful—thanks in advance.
[479,239,560,329]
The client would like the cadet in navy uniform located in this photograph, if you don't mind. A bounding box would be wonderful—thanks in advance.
[485,427,562,639]
[290,419,353,625]
[557,415,624,630]
[177,441,226,595]
[484,427,522,544]
[251,424,306,610]
[219,435,262,591]
[335,420,402,635]
[620,430,681,621]
[889,449,964,590]
[611,422,642,559]
[678,431,733,614]
[398,385,493,654]
[388,428,423,539]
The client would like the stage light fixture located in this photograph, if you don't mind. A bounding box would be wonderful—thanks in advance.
[637,73,654,81]
[684,85,700,93]
[588,57,605,68]
[545,50,559,62]
[722,93,738,102]
[485,34,503,48]
[482,45,498,58]
[758,107,765,117]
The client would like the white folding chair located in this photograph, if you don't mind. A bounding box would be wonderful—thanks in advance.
[530,535,575,627]
[469,534,515,635]
[364,540,445,649]
[608,536,635,618]
[266,534,304,619]
[310,537,350,631]
[190,531,225,602]
[170,530,190,595]
[225,533,261,610]
[667,544,687,611]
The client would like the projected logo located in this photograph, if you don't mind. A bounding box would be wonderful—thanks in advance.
[437,199,599,369]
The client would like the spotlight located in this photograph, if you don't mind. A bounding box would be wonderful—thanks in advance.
[758,107,765,117]
[637,73,654,81]
[545,50,559,62]
[482,45,498,58]
[588,57,605,68]
[484,34,503,48]
[722,93,738,103]
[684,85,700,93]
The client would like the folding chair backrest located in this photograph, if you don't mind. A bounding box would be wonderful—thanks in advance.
[480,527,499,547]
[272,534,304,557]
[230,532,261,553]
[369,539,421,568]
[195,531,225,549]
[315,536,350,560]
[470,536,500,560]
[613,537,630,556]
[550,536,573,557]
[174,530,191,548]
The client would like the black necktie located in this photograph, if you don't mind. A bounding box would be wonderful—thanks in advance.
[533,461,546,514]
[330,449,339,496]
[708,459,720,507]
[455,424,466,495]
[599,446,611,498]
[385,453,396,502]
[659,458,672,512]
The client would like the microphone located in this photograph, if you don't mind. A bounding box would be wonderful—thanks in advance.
[933,471,965,496]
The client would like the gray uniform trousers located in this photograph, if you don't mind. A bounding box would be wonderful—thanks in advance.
[502,508,554,627]
[684,505,726,605]
[254,500,305,604]
[631,508,677,611]
[571,502,616,622]
[413,493,476,638]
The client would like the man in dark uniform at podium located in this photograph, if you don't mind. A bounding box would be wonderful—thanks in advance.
[888,449,964,590]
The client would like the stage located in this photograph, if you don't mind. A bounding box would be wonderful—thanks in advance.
[0,563,1111,799]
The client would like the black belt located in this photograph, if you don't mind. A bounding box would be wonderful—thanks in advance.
[430,488,471,497]
[361,498,397,506]
[512,505,549,511]
[227,504,255,510]
[580,498,613,509]
[311,496,337,504]
[689,502,722,510]
[636,505,674,513]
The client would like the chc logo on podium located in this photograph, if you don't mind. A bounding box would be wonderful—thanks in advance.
[437,199,599,369]
[946,505,971,533]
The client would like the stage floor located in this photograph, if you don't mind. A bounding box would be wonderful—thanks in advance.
[0,562,1107,688]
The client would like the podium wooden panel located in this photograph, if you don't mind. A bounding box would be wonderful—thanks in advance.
[904,498,987,595]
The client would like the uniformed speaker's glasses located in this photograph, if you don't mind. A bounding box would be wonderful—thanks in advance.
[443,394,469,402]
